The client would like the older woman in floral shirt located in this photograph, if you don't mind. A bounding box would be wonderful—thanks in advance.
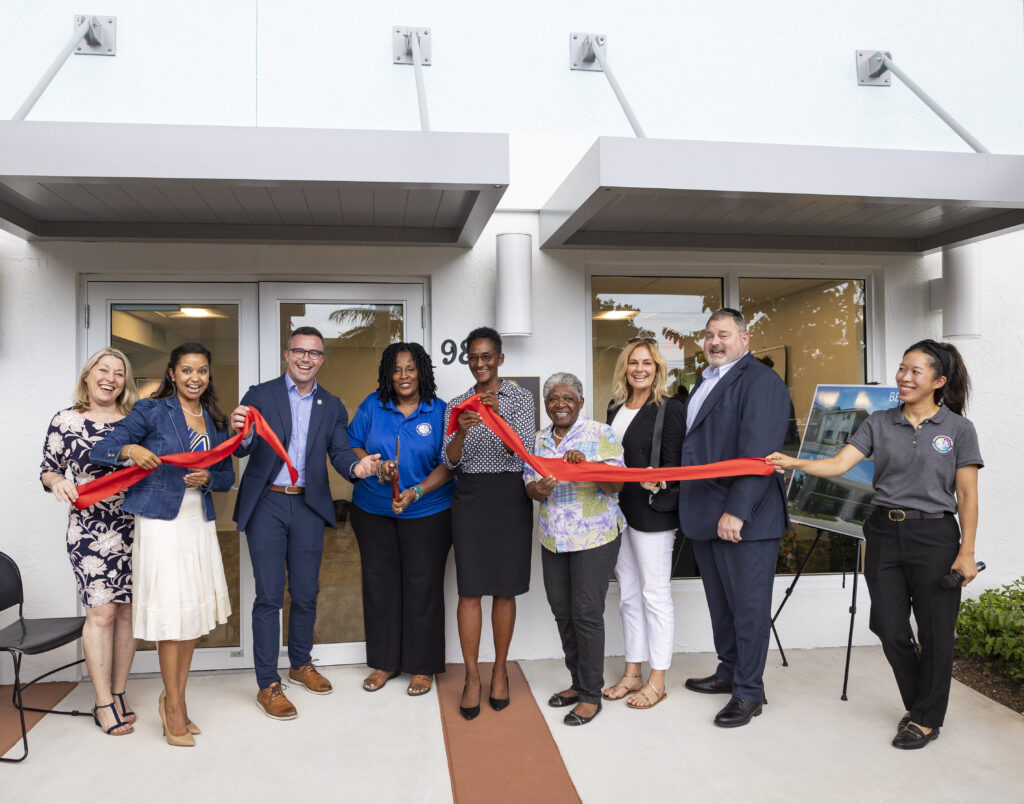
[525,372,625,727]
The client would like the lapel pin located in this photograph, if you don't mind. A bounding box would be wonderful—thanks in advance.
[317,399,322,405]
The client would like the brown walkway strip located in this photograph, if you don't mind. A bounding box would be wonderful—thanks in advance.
[437,662,580,804]
[0,681,77,757]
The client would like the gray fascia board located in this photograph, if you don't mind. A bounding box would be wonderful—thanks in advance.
[0,122,509,187]
[540,136,1024,252]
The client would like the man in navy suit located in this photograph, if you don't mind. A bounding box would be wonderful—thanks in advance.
[231,326,379,720]
[678,309,790,727]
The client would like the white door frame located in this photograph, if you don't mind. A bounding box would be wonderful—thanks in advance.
[85,281,260,673]
[257,281,425,668]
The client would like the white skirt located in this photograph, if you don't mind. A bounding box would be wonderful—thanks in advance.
[132,488,231,641]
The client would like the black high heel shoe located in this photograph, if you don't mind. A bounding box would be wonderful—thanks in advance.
[489,671,510,711]
[460,683,481,721]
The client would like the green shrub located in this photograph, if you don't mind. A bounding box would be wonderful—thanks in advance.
[955,578,1024,681]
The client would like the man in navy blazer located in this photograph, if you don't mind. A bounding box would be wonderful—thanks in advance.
[231,326,379,720]
[678,309,790,727]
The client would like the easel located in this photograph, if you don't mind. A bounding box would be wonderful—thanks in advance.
[770,525,864,700]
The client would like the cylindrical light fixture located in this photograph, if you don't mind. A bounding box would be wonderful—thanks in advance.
[941,244,981,339]
[495,233,533,337]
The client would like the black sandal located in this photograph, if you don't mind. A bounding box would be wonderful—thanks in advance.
[92,701,134,735]
[112,691,136,723]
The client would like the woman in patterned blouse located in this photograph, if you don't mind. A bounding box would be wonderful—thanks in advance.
[525,372,625,726]
[40,347,140,736]
[443,326,536,719]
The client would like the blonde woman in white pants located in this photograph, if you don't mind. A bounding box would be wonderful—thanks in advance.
[602,339,685,709]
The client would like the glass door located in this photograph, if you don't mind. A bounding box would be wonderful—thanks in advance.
[85,282,259,673]
[258,283,425,666]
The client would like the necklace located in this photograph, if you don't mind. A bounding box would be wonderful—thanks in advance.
[553,430,568,442]
[181,403,204,417]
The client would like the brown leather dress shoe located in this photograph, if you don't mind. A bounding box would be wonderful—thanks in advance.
[256,682,298,720]
[288,663,333,695]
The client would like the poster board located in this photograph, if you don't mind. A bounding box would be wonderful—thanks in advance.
[786,384,900,539]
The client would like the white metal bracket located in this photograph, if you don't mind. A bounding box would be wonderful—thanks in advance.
[393,27,431,65]
[74,14,116,56]
[570,32,606,71]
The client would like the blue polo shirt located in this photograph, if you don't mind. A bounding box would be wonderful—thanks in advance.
[348,392,455,518]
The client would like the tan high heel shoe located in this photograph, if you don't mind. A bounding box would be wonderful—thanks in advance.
[160,689,200,735]
[158,691,195,747]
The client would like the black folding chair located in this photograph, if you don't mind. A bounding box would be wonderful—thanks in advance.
[0,551,87,762]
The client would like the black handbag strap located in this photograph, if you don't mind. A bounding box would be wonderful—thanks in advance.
[650,401,666,468]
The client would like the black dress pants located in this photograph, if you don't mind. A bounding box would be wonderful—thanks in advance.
[863,509,962,728]
[541,538,621,704]
[350,506,452,675]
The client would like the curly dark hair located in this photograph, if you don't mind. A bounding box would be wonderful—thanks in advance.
[465,326,502,354]
[376,342,437,405]
[151,342,228,429]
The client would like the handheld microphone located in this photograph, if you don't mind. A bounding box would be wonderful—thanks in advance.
[941,561,986,589]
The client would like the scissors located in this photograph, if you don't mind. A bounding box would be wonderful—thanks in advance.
[390,435,401,504]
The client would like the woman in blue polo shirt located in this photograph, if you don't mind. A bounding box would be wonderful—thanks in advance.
[349,342,455,698]
[768,339,982,751]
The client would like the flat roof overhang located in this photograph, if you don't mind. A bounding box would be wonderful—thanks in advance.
[540,137,1024,253]
[0,122,508,246]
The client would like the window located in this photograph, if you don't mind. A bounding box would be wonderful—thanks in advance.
[591,274,868,579]
[739,277,867,575]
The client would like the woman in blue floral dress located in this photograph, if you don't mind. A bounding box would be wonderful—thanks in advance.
[40,347,140,736]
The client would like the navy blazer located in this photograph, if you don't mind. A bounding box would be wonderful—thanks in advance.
[678,352,790,542]
[91,396,234,521]
[607,397,685,532]
[233,376,359,533]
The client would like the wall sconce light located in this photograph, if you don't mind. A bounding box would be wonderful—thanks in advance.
[495,233,533,337]
[929,243,981,339]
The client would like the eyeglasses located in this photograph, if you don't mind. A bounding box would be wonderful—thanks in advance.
[627,336,657,345]
[288,348,325,360]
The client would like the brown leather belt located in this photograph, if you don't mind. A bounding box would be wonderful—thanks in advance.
[882,508,946,522]
[269,485,305,494]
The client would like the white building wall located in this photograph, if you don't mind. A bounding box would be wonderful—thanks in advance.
[2,0,1022,682]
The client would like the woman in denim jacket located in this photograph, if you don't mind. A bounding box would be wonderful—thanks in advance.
[93,342,233,747]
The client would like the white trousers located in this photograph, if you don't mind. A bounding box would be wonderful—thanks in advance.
[615,524,676,670]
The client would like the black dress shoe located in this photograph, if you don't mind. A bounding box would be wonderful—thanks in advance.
[564,700,601,726]
[548,692,579,708]
[684,674,732,695]
[714,696,763,728]
[459,684,481,721]
[897,713,911,732]
[892,723,939,749]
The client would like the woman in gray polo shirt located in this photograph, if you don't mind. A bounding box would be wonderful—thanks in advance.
[767,339,981,751]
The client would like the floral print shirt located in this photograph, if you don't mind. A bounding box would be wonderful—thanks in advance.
[524,417,625,553]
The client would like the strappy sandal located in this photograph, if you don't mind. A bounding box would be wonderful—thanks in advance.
[112,691,136,724]
[407,674,433,696]
[362,669,400,692]
[602,672,642,701]
[626,681,668,710]
[92,701,134,735]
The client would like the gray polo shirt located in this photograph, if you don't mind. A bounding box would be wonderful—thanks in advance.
[848,405,983,514]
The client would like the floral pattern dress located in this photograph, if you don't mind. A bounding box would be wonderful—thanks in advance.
[40,408,135,607]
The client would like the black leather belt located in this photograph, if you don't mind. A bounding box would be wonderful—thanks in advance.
[269,485,304,494]
[881,508,946,522]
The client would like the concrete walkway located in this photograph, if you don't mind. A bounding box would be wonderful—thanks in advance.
[4,647,1023,803]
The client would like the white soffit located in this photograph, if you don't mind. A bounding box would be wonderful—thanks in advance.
[539,137,1024,253]
[0,122,508,246]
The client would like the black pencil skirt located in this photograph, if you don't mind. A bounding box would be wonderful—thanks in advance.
[451,472,533,597]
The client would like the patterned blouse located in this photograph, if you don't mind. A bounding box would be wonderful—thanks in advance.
[524,417,625,554]
[442,379,536,474]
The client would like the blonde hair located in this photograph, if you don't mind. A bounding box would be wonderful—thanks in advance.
[73,347,139,416]
[610,340,668,407]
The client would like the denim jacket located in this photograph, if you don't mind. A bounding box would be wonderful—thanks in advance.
[91,396,234,521]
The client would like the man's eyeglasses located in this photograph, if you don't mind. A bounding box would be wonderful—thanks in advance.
[288,348,325,360]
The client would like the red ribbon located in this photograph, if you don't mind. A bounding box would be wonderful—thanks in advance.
[74,407,297,509]
[446,394,774,483]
